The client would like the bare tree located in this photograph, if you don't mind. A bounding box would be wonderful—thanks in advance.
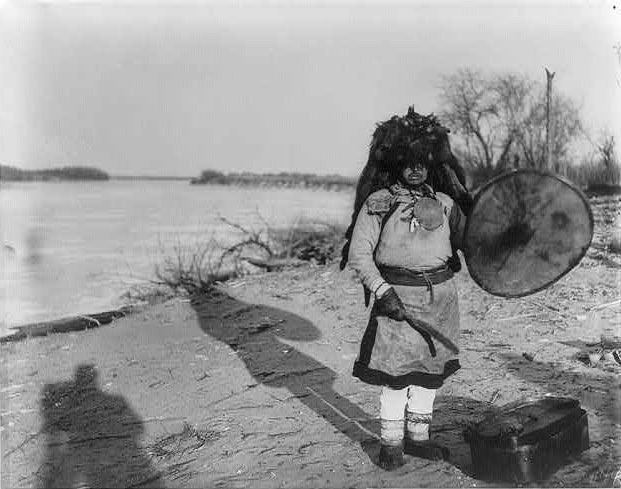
[546,95,582,173]
[594,131,617,169]
[439,69,582,183]
[439,69,510,173]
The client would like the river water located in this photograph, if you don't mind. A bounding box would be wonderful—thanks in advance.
[0,180,354,334]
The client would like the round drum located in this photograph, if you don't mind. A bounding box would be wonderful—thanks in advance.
[463,170,593,297]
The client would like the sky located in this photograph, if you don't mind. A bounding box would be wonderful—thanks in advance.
[1,0,620,177]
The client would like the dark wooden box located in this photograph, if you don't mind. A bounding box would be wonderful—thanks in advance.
[464,397,589,483]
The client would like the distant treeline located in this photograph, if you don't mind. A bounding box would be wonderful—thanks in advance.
[112,175,191,181]
[191,170,357,190]
[0,165,110,181]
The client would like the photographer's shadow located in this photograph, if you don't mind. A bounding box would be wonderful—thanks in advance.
[38,364,162,488]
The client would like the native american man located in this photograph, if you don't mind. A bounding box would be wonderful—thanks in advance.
[343,107,472,470]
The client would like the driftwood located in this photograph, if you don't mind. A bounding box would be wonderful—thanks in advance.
[0,307,132,344]
[241,256,306,271]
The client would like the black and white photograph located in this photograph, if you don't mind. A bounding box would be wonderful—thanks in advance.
[1,0,620,487]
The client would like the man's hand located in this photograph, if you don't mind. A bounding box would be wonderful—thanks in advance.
[375,287,406,321]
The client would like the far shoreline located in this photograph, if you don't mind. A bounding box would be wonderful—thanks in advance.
[3,174,619,196]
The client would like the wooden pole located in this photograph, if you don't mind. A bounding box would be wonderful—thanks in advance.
[545,68,555,171]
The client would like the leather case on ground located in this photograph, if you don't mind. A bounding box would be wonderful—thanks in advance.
[463,397,589,483]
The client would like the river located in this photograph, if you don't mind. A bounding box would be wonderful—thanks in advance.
[0,180,354,334]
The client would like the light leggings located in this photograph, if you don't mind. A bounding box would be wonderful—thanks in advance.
[379,385,436,446]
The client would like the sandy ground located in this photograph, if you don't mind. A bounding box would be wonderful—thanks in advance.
[1,197,621,488]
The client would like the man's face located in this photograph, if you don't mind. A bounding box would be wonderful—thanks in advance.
[401,160,428,186]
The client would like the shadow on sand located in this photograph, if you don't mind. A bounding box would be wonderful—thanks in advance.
[38,364,163,488]
[191,290,488,474]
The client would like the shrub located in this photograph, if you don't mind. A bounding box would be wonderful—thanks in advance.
[271,219,346,265]
[153,236,234,295]
[217,215,346,266]
[563,158,621,192]
[196,170,227,184]
[151,217,346,296]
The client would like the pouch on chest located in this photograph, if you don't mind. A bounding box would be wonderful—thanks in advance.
[402,197,445,231]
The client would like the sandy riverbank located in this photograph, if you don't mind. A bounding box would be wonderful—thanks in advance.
[2,245,620,488]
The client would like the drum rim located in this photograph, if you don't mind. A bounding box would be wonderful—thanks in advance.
[463,169,594,298]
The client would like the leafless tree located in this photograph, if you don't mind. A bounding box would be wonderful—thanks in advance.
[439,69,582,182]
[595,131,617,169]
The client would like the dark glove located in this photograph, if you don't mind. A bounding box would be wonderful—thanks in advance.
[375,288,406,321]
[447,249,462,273]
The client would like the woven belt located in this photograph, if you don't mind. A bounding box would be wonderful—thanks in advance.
[378,265,453,304]
[379,265,453,286]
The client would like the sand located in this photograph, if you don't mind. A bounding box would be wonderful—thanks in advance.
[2,197,620,488]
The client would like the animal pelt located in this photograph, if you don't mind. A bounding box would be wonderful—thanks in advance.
[340,107,473,271]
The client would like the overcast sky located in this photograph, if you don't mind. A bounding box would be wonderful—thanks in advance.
[1,1,619,177]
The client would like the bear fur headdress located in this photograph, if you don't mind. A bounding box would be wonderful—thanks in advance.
[339,106,472,270]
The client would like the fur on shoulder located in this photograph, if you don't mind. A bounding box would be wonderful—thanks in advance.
[365,189,394,215]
